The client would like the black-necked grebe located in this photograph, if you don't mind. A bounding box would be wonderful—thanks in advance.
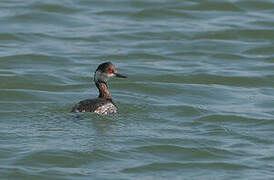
[72,62,127,115]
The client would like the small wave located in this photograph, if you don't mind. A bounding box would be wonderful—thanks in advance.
[29,2,81,14]
[14,149,119,168]
[198,114,266,124]
[122,161,253,173]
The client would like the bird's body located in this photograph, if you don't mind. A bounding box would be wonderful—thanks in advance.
[71,62,127,115]
[72,98,117,115]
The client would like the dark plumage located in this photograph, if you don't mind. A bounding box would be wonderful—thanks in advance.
[71,62,127,115]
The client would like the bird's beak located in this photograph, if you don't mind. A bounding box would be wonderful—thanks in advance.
[114,73,127,78]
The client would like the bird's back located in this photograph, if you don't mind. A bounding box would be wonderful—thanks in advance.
[71,98,117,115]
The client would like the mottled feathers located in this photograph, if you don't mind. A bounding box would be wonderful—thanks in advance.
[71,98,117,115]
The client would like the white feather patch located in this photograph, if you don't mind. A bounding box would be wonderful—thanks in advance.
[94,103,117,114]
[94,71,114,82]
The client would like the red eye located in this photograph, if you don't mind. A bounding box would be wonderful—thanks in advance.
[108,70,113,73]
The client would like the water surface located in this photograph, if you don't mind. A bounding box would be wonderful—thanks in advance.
[1,0,274,179]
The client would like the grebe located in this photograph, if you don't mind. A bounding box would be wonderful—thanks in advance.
[72,62,127,115]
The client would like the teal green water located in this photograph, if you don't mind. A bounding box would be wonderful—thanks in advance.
[1,0,274,179]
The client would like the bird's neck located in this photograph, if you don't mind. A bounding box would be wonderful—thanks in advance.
[95,81,112,99]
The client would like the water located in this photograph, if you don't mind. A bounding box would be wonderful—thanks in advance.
[1,0,274,179]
